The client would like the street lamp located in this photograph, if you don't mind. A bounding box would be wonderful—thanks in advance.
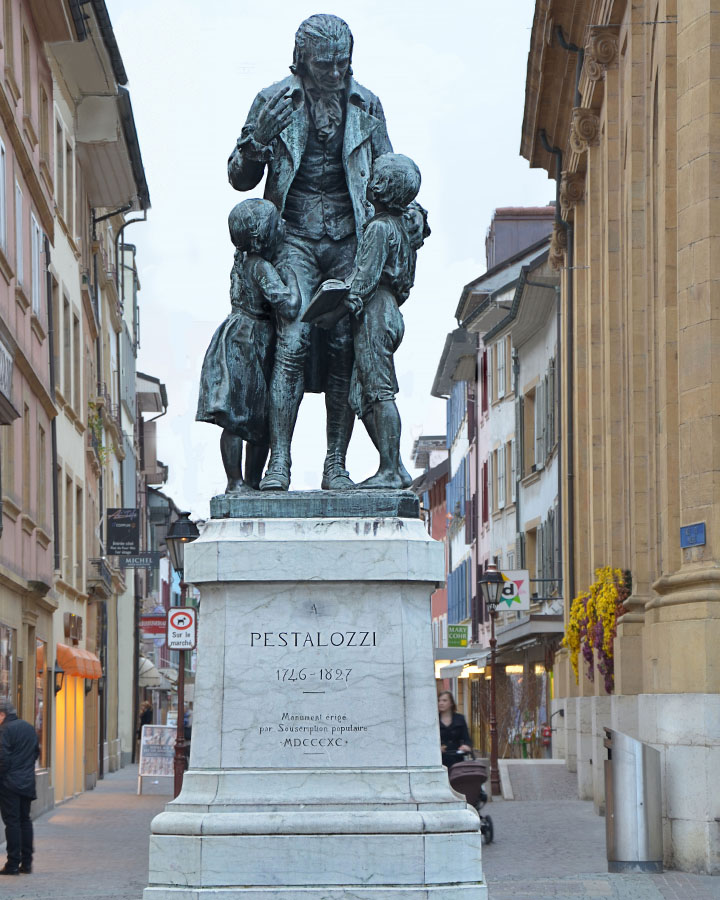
[478,561,504,796]
[165,511,200,798]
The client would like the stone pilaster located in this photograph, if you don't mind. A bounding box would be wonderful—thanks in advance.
[649,0,720,698]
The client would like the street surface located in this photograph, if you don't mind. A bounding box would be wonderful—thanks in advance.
[3,765,168,899]
[483,797,720,899]
[0,766,717,899]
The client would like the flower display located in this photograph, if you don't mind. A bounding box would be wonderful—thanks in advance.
[562,567,629,693]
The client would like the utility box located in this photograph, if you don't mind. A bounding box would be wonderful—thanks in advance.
[604,728,663,873]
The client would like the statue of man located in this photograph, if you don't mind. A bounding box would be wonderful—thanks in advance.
[228,14,392,491]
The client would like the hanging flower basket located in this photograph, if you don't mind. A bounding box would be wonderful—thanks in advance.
[562,567,630,693]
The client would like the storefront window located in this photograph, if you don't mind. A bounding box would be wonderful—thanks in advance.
[35,638,47,768]
[0,622,14,700]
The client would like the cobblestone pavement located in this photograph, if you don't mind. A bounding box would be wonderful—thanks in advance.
[2,764,169,899]
[482,798,720,899]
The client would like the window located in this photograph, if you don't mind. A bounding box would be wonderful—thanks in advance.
[62,296,70,397]
[36,424,45,526]
[39,86,49,164]
[35,638,48,767]
[509,438,516,502]
[0,622,15,701]
[496,338,506,400]
[72,313,80,410]
[496,446,506,510]
[64,474,72,582]
[3,0,13,71]
[0,421,14,496]
[50,278,59,379]
[535,378,546,468]
[480,348,488,414]
[0,139,6,252]
[75,485,83,587]
[55,118,63,218]
[14,180,22,284]
[523,389,535,474]
[481,460,489,525]
[65,140,73,232]
[21,29,29,111]
[22,403,30,511]
[30,212,41,315]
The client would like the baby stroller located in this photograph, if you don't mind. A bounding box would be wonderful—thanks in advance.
[448,754,494,844]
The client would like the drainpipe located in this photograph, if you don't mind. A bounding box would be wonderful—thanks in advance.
[45,236,60,572]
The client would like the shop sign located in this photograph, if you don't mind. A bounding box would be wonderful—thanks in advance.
[141,615,167,637]
[119,551,162,568]
[63,613,83,644]
[107,508,140,555]
[447,624,470,647]
[167,607,197,650]
[498,569,530,611]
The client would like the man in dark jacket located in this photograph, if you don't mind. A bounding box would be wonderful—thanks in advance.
[0,700,39,874]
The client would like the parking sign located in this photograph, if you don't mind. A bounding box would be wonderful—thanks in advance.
[167,608,197,650]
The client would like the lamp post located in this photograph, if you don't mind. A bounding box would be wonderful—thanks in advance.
[165,511,200,799]
[478,562,504,796]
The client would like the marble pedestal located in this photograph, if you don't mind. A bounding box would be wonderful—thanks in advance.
[144,503,487,899]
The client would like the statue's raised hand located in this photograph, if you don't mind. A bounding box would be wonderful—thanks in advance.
[254,87,294,146]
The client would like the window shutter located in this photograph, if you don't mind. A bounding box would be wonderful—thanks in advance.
[535,382,544,468]
[517,395,524,478]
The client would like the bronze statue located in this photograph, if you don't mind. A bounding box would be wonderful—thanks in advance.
[227,14,393,491]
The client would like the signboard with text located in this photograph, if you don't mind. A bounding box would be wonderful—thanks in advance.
[447,624,470,647]
[167,608,197,650]
[120,551,162,569]
[106,508,140,555]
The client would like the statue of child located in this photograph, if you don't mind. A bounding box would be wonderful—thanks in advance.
[343,153,429,488]
[196,199,300,493]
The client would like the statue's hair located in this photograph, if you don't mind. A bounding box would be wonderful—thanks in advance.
[228,198,280,255]
[372,153,421,212]
[290,14,353,77]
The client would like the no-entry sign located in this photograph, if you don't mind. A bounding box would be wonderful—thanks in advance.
[167,607,197,650]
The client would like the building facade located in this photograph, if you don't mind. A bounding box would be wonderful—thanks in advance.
[0,0,152,813]
[522,0,720,872]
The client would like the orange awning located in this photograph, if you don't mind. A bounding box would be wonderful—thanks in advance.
[56,643,102,679]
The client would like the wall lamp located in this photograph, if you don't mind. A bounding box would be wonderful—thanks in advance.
[54,662,65,695]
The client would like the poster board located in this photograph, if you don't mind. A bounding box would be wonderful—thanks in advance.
[137,724,175,794]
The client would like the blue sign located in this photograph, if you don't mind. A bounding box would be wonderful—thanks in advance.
[680,523,706,548]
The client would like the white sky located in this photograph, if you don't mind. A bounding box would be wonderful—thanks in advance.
[111,0,552,519]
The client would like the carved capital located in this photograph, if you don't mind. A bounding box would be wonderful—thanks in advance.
[569,107,600,153]
[584,28,619,82]
[549,222,568,270]
[559,170,585,209]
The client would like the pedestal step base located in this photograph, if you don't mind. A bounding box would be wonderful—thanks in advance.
[145,885,487,899]
[145,830,487,898]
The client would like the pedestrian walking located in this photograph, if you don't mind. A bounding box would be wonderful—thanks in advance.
[0,699,39,875]
[438,691,472,771]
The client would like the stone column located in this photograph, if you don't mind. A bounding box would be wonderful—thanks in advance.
[144,494,487,899]
[647,0,720,874]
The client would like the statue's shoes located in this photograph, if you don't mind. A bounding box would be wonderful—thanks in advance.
[259,466,290,491]
[358,472,405,490]
[321,468,354,491]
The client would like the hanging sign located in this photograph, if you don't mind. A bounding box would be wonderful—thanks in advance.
[106,508,140,555]
[497,570,531,611]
